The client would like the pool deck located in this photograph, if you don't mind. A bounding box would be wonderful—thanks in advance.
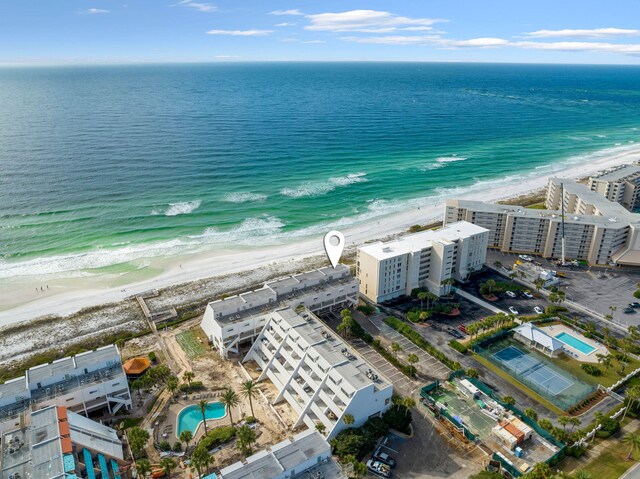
[537,324,608,363]
[160,391,243,441]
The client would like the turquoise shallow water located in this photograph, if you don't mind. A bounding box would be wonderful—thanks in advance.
[555,332,596,354]
[177,402,226,436]
[1,63,640,279]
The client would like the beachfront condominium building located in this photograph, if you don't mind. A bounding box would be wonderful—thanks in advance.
[201,265,358,358]
[243,307,393,440]
[445,178,640,266]
[0,345,132,435]
[588,163,640,211]
[1,405,126,479]
[356,221,489,304]
[219,429,346,479]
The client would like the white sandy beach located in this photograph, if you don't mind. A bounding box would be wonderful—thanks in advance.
[2,143,640,327]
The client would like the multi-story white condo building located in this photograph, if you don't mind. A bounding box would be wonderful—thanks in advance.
[356,221,489,304]
[201,265,358,357]
[1,405,126,479]
[588,163,640,211]
[243,307,393,440]
[0,345,132,435]
[445,178,640,266]
[219,429,346,479]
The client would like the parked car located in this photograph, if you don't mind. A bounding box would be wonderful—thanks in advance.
[519,255,533,262]
[522,291,534,299]
[534,306,544,315]
[373,448,397,468]
[506,291,517,298]
[447,328,464,339]
[629,302,640,309]
[458,324,468,334]
[367,460,392,478]
[508,306,519,315]
[623,307,636,314]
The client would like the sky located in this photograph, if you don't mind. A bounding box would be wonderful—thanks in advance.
[1,1,640,64]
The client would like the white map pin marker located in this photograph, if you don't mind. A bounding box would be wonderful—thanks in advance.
[324,231,345,268]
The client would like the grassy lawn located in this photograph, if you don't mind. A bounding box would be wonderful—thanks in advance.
[175,330,205,359]
[527,202,547,209]
[545,353,640,388]
[472,352,564,415]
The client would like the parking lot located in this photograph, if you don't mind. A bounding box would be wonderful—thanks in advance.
[486,249,639,330]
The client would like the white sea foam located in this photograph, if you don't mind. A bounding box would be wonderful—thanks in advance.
[423,156,468,170]
[199,215,285,244]
[152,200,202,216]
[222,192,268,203]
[281,172,367,198]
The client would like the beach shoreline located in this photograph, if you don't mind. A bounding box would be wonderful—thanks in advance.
[2,144,640,329]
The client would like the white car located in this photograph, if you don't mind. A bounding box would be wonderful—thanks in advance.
[519,255,533,262]
[367,460,392,478]
[509,306,519,315]
[506,291,517,298]
[534,306,544,314]
[523,291,534,299]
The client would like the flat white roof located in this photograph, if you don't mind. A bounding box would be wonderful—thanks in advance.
[513,323,564,351]
[359,221,488,260]
[591,164,640,182]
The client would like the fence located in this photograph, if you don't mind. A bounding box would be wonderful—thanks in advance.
[420,380,476,441]
[571,405,627,448]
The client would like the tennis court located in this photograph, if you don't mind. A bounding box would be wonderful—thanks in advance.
[475,336,597,410]
[493,346,573,396]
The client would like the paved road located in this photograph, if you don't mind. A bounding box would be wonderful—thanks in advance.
[621,462,640,479]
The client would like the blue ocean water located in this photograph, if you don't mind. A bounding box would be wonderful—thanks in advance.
[1,62,639,279]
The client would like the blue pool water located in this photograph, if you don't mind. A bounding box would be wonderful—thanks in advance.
[177,402,226,436]
[555,332,596,354]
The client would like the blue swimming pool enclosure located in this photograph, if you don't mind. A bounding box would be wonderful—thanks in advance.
[177,402,226,436]
[554,332,596,354]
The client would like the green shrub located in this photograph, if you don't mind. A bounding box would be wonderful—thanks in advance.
[449,340,467,354]
[545,305,568,314]
[159,440,171,451]
[330,416,390,459]
[173,442,182,452]
[356,305,375,316]
[179,381,205,392]
[580,364,601,376]
[634,290,640,299]
[245,416,257,424]
[383,405,412,434]
[595,417,619,438]
[198,426,237,451]
[148,351,157,363]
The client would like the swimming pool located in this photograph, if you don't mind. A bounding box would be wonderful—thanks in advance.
[555,332,596,355]
[177,402,226,436]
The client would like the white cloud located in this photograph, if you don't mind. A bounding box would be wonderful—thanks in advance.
[178,1,217,12]
[207,29,272,36]
[270,9,303,16]
[275,22,295,27]
[442,37,510,48]
[77,8,110,14]
[305,10,445,33]
[525,28,640,39]
[215,55,241,58]
[514,40,640,54]
[341,35,440,45]
[303,40,326,44]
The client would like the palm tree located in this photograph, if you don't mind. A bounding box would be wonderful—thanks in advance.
[160,458,175,478]
[622,431,640,459]
[584,321,597,337]
[221,388,239,426]
[236,424,257,456]
[417,291,427,310]
[493,260,503,269]
[569,416,581,432]
[183,371,195,387]
[523,408,538,421]
[342,414,355,427]
[502,396,516,406]
[558,415,571,431]
[485,279,496,294]
[623,384,640,420]
[534,278,544,292]
[402,397,416,416]
[196,399,210,435]
[135,459,152,479]
[315,422,326,435]
[407,353,419,377]
[191,447,213,478]
[573,471,592,479]
[167,376,179,397]
[240,380,259,418]
[179,430,193,453]
[391,342,402,358]
[629,325,640,341]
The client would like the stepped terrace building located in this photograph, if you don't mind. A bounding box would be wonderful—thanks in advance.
[1,405,126,479]
[243,307,393,440]
[0,346,132,435]
[219,429,345,479]
[588,163,640,211]
[201,265,358,358]
[445,178,640,266]
[356,221,489,304]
